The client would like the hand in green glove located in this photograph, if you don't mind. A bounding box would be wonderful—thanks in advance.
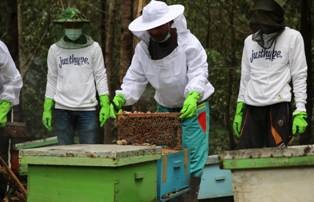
[109,104,117,119]
[180,92,201,119]
[233,101,245,138]
[110,94,126,118]
[42,97,54,131]
[99,95,110,127]
[0,100,12,128]
[292,111,308,136]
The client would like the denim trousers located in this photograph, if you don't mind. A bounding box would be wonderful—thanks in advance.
[53,109,99,145]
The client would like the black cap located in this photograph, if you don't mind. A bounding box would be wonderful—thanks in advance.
[252,0,284,17]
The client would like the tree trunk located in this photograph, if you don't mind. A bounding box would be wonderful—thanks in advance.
[7,0,23,123]
[227,0,236,149]
[119,0,133,83]
[132,0,145,49]
[103,0,116,144]
[17,0,22,72]
[101,0,107,59]
[205,0,211,49]
[300,0,313,144]
[7,0,19,67]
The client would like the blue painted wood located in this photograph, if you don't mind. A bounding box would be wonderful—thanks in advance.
[198,155,233,199]
[157,150,190,201]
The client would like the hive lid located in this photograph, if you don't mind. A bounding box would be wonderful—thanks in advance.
[220,145,314,170]
[15,136,58,150]
[20,144,161,167]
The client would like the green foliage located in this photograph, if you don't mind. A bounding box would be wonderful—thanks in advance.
[209,122,230,155]
[21,58,48,138]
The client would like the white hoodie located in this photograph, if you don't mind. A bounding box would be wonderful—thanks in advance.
[116,15,214,108]
[0,40,23,105]
[45,42,109,110]
[238,27,307,112]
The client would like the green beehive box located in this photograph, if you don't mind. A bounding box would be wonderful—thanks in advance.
[20,144,161,202]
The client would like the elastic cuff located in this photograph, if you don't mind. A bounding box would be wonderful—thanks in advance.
[235,101,245,114]
[296,103,306,112]
[0,100,12,106]
[293,110,307,117]
[185,88,203,98]
[116,93,126,99]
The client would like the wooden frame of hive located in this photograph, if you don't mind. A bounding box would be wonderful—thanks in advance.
[117,112,182,149]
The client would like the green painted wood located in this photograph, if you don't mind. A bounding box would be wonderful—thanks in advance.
[15,137,58,150]
[115,163,157,202]
[223,155,314,170]
[27,162,158,202]
[20,154,161,167]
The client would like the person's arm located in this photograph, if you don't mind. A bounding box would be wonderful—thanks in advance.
[184,35,208,99]
[115,43,148,106]
[0,45,23,106]
[91,43,111,126]
[45,46,58,100]
[0,42,22,127]
[92,43,109,96]
[233,39,250,137]
[42,46,57,131]
[289,32,308,135]
[289,32,307,112]
[238,40,250,102]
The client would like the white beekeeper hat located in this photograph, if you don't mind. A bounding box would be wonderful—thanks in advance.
[128,0,184,32]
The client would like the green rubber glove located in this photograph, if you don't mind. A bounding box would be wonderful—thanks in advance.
[99,95,110,127]
[109,104,117,119]
[233,101,245,138]
[110,94,126,117]
[42,97,54,131]
[0,100,12,128]
[292,111,308,136]
[179,91,201,119]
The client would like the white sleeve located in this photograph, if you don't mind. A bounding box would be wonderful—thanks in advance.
[184,35,209,97]
[289,32,307,112]
[238,42,250,102]
[0,46,23,105]
[116,44,148,106]
[93,43,109,96]
[45,46,58,99]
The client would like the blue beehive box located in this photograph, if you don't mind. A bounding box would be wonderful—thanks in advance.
[157,149,190,201]
[198,155,233,199]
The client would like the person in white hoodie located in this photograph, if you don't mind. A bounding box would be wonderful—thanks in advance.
[111,1,214,201]
[233,0,308,148]
[0,40,23,200]
[42,8,110,144]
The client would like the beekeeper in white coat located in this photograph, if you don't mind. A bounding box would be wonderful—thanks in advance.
[0,39,23,200]
[111,1,214,201]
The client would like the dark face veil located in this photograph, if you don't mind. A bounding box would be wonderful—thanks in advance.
[249,0,285,49]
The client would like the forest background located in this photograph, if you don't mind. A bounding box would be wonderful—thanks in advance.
[0,0,312,154]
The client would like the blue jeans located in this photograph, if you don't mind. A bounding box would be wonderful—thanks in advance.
[53,109,99,145]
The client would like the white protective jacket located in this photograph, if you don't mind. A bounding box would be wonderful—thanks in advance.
[238,27,307,112]
[45,42,109,110]
[116,15,214,108]
[0,40,23,105]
